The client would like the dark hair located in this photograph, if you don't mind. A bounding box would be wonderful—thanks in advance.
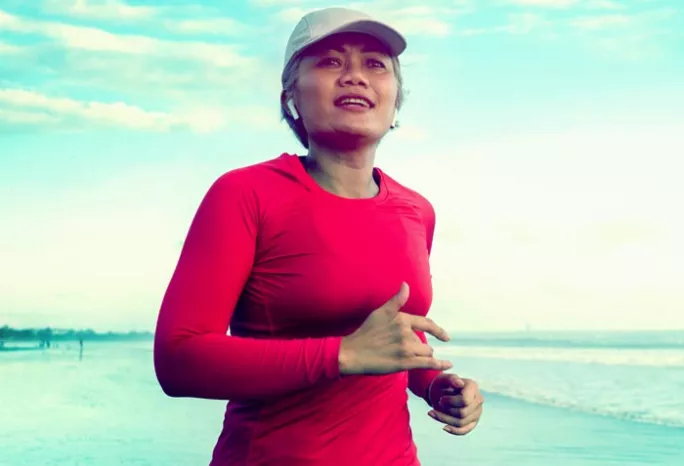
[280,54,405,149]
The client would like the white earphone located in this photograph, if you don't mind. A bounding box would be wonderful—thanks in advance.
[286,99,299,120]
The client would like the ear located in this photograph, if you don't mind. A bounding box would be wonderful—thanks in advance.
[287,99,300,120]
[390,110,398,129]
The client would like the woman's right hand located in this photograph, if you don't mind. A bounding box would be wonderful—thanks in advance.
[338,282,453,376]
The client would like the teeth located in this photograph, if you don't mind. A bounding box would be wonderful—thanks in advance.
[338,97,370,107]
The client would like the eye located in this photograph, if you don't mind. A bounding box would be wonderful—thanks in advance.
[367,58,387,69]
[318,57,342,67]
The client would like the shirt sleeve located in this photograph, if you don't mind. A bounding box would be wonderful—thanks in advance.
[407,197,443,405]
[153,171,342,402]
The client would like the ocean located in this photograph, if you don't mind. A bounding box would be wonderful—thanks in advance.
[1,331,683,465]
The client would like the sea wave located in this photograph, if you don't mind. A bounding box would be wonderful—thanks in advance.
[437,345,684,367]
[482,383,684,429]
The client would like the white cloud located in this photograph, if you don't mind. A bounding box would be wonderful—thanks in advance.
[390,15,452,36]
[359,4,455,36]
[251,0,312,6]
[507,0,578,7]
[164,17,250,36]
[570,13,632,29]
[586,0,624,9]
[0,40,22,54]
[276,6,308,23]
[568,8,678,59]
[0,9,256,69]
[0,88,279,132]
[0,88,182,130]
[273,3,454,37]
[457,13,551,36]
[0,107,59,124]
[42,0,156,20]
[506,12,551,33]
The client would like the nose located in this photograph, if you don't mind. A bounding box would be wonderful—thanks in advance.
[339,57,368,88]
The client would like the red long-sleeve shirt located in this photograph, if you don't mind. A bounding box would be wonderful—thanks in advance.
[154,153,442,465]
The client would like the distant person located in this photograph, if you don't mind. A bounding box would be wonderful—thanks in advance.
[154,7,484,465]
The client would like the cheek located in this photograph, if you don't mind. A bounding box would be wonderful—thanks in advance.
[375,77,399,113]
[296,74,331,113]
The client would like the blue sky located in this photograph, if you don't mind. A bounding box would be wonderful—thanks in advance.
[1,0,683,333]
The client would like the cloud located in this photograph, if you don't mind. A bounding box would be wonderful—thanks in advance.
[568,8,678,59]
[0,88,186,130]
[0,40,22,54]
[0,88,278,132]
[275,6,308,23]
[0,107,60,124]
[251,0,312,5]
[585,0,624,9]
[0,9,256,69]
[357,4,456,37]
[507,0,578,7]
[457,12,551,36]
[390,14,452,37]
[272,3,455,37]
[164,17,251,36]
[570,13,632,29]
[0,8,283,129]
[42,0,157,20]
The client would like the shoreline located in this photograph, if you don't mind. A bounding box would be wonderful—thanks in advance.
[411,392,684,466]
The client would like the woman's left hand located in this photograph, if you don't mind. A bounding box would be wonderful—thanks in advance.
[427,373,484,436]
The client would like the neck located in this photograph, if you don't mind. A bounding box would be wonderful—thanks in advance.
[305,141,379,199]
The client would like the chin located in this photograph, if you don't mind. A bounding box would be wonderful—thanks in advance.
[334,124,385,141]
[309,122,387,148]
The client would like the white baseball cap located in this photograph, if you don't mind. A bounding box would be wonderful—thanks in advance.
[283,7,407,70]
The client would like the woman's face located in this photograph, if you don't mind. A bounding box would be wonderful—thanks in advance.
[293,32,398,147]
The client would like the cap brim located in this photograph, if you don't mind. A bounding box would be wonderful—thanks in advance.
[306,20,407,58]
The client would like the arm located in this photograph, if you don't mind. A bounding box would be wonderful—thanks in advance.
[153,173,341,402]
[408,198,442,405]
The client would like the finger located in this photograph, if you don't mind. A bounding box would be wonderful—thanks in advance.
[429,405,482,429]
[439,389,484,408]
[385,282,410,313]
[411,342,435,358]
[443,421,478,436]
[461,382,484,406]
[405,356,453,371]
[438,394,467,410]
[439,400,480,420]
[428,409,467,428]
[446,374,466,390]
[405,315,450,342]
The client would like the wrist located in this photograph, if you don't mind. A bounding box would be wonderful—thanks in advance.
[426,374,440,407]
[338,337,354,376]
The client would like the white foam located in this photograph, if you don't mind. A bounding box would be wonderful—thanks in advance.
[436,345,684,367]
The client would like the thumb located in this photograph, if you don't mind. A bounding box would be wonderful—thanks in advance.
[447,374,466,390]
[385,282,409,312]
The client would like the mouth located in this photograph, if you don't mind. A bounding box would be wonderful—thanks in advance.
[334,94,374,109]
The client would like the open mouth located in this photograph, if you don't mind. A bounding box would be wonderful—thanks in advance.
[334,95,374,109]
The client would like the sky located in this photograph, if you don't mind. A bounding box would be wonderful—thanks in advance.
[1,0,683,333]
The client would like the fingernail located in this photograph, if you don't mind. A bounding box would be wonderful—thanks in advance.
[443,426,453,433]
[428,410,437,419]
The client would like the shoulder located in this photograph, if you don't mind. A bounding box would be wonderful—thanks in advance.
[212,153,295,189]
[194,154,301,227]
[206,153,300,202]
[379,169,435,221]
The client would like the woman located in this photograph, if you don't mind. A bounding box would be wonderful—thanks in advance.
[154,7,484,466]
